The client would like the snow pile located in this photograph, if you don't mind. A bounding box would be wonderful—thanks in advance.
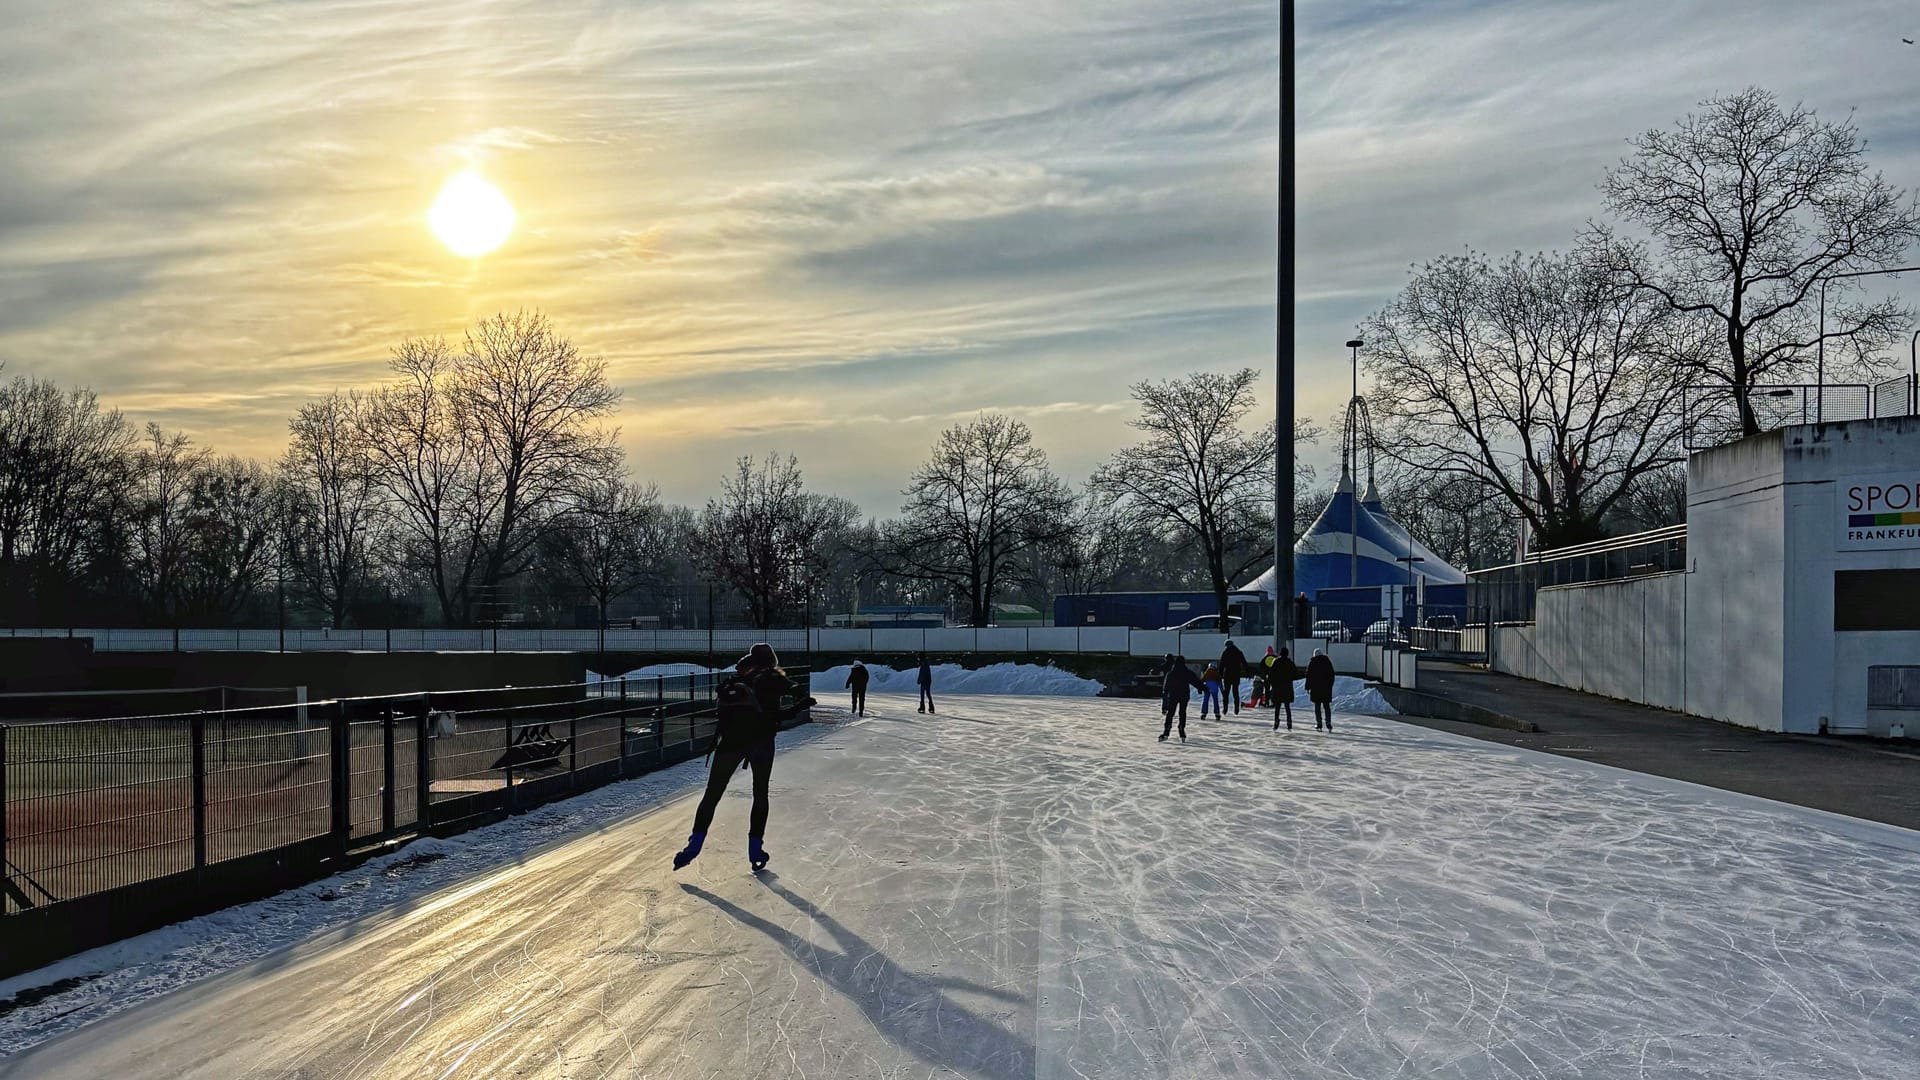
[588,663,727,682]
[818,662,1103,697]
[0,713,850,1056]
[1312,674,1395,715]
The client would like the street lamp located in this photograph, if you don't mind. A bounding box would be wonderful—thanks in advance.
[1816,265,1920,420]
[1911,329,1919,417]
[1344,338,1365,589]
[1273,0,1296,657]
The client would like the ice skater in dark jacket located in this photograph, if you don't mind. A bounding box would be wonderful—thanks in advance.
[1219,639,1248,714]
[673,642,816,872]
[916,653,935,714]
[845,659,869,716]
[1159,655,1199,742]
[1305,648,1337,731]
[1268,647,1299,731]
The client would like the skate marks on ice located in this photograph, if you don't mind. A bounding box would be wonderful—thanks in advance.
[7,693,1920,1078]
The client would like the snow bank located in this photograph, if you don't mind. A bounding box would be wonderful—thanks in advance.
[588,663,727,682]
[819,662,1103,697]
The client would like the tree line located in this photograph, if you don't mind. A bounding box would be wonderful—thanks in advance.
[0,312,1316,630]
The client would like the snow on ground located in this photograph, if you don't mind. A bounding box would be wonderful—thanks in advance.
[819,660,1105,696]
[586,662,727,681]
[0,712,852,1056]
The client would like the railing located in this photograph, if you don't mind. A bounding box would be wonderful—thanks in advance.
[1467,524,1688,624]
[1683,383,1879,450]
[0,672,811,977]
[0,625,1268,658]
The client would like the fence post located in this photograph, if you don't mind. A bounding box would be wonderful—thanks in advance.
[503,711,516,811]
[1,725,9,900]
[329,704,350,853]
[415,702,432,829]
[381,706,397,834]
[568,711,578,790]
[190,711,207,870]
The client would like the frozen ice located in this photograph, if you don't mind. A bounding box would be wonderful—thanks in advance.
[5,694,1918,1079]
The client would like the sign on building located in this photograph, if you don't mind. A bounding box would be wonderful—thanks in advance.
[1840,471,1920,550]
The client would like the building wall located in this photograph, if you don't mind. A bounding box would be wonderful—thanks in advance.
[1683,431,1788,730]
[1778,418,1920,735]
[1493,573,1686,712]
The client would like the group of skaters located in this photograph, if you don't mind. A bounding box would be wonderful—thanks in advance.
[1158,639,1337,742]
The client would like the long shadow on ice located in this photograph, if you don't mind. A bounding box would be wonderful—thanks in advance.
[683,880,1032,1080]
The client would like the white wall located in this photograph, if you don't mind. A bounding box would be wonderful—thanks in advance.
[1492,574,1686,712]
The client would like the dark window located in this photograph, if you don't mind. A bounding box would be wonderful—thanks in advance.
[1868,666,1920,709]
[1834,569,1920,631]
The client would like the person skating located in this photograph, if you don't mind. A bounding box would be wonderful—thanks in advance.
[1305,647,1337,731]
[1269,647,1299,731]
[1158,654,1199,742]
[672,643,816,872]
[1220,639,1248,714]
[916,652,935,714]
[846,659,869,716]
[1200,661,1223,719]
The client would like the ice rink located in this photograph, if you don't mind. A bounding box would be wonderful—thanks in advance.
[5,691,1920,1078]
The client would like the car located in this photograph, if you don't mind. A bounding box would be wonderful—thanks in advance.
[1363,619,1407,645]
[1422,615,1460,631]
[1310,619,1350,643]
[1160,614,1244,633]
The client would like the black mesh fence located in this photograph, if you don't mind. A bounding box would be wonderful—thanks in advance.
[1,672,812,973]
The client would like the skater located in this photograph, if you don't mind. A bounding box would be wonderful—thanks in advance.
[1220,639,1248,714]
[845,659,869,716]
[1306,647,1337,731]
[1159,654,1199,742]
[916,652,935,714]
[673,643,817,872]
[1269,647,1299,731]
[1200,661,1223,719]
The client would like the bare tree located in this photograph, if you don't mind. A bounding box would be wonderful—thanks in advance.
[1596,88,1920,434]
[0,371,134,621]
[1364,248,1692,549]
[176,456,279,623]
[1091,369,1295,632]
[544,478,668,626]
[127,424,210,619]
[283,393,380,627]
[885,414,1072,626]
[695,454,855,629]
[363,312,622,625]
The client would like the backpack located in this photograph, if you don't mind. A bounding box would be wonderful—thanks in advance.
[713,675,774,752]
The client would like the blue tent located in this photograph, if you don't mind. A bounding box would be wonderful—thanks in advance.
[1242,474,1465,600]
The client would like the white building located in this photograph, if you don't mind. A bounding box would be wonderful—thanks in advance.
[1494,417,1920,737]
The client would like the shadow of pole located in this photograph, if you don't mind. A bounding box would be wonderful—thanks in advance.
[682,880,1033,1080]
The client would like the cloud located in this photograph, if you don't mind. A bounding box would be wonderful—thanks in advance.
[1,0,1918,512]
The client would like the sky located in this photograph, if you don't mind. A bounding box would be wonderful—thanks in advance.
[3,0,1920,516]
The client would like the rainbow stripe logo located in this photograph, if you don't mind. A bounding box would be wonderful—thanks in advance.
[1850,511,1920,527]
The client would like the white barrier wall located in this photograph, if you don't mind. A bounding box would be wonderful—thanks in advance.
[1493,573,1686,713]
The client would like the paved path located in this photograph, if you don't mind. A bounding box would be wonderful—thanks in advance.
[6,694,1920,1078]
[1405,663,1920,831]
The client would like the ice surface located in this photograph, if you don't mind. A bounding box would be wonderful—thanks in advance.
[819,660,1105,696]
[6,695,1919,1079]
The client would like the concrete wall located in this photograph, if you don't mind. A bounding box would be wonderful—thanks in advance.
[1492,574,1688,712]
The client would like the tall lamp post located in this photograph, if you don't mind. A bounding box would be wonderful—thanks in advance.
[1274,0,1296,655]
[1816,265,1920,421]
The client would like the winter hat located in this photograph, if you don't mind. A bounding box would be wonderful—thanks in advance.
[1313,648,1326,657]
[737,642,779,671]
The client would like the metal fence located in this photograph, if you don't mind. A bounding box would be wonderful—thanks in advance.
[0,671,811,977]
[1682,383,1877,450]
[1467,524,1688,625]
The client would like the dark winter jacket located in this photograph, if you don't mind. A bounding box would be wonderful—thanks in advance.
[917,660,933,687]
[1270,653,1300,692]
[846,665,869,690]
[750,668,811,729]
[1160,659,1198,703]
[1220,642,1247,680]
[1304,654,1336,703]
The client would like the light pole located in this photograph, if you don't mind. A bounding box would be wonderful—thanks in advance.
[1816,265,1920,421]
[1911,329,1919,417]
[1345,338,1364,589]
[1274,0,1296,656]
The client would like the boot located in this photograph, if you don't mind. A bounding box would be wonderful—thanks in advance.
[748,836,770,872]
[672,831,705,870]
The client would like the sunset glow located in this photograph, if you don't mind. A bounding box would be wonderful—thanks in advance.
[428,169,515,257]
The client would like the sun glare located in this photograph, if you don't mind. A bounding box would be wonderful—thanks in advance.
[429,169,515,257]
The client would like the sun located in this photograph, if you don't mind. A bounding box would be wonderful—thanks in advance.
[429,169,515,257]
